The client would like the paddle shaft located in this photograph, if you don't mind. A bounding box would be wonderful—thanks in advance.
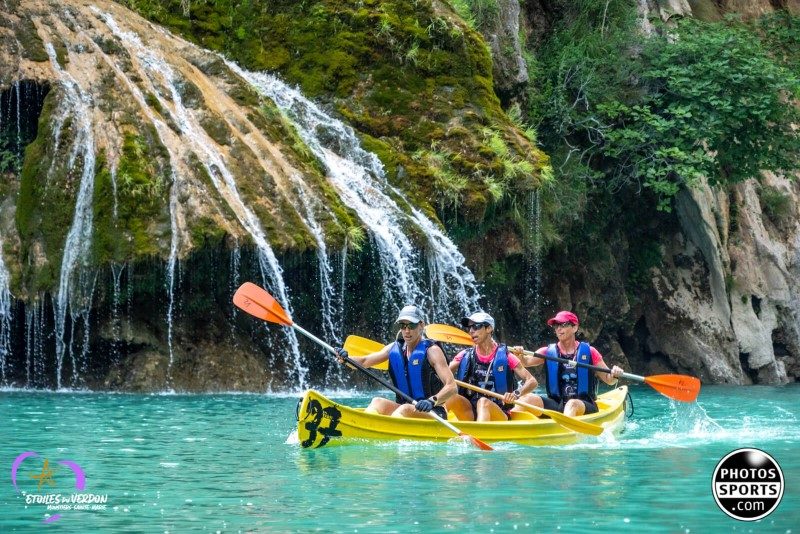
[521,349,640,382]
[291,324,465,436]
[454,380,605,436]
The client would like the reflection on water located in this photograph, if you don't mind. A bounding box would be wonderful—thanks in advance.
[1,386,798,532]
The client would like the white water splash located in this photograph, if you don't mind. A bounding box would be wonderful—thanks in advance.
[226,64,482,322]
[45,43,97,390]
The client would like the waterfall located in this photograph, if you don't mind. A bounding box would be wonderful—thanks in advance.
[45,43,97,390]
[228,65,482,322]
[25,302,46,388]
[166,170,180,389]
[524,189,543,342]
[110,263,124,364]
[289,174,342,345]
[0,239,11,383]
[15,80,21,153]
[97,12,309,388]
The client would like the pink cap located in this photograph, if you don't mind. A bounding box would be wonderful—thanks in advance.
[546,311,579,326]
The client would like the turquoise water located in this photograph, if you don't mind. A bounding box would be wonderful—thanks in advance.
[1,384,798,532]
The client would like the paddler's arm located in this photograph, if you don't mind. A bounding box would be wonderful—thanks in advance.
[336,344,392,369]
[594,351,624,385]
[448,349,467,373]
[353,344,392,368]
[511,346,545,368]
[427,344,456,405]
[503,362,537,405]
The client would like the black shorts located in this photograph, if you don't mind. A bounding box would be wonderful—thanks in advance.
[431,405,447,419]
[541,397,598,414]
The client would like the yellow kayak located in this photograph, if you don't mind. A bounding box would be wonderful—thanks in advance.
[296,386,628,448]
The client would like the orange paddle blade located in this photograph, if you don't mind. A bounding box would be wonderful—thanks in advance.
[463,434,494,451]
[425,324,472,345]
[232,282,293,326]
[644,374,701,402]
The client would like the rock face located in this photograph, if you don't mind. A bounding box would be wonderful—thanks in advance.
[643,173,800,385]
[480,0,529,104]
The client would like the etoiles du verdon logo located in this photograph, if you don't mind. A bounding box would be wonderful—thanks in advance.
[11,451,109,524]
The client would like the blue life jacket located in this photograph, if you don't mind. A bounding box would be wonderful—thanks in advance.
[388,338,440,402]
[544,342,597,402]
[456,344,514,395]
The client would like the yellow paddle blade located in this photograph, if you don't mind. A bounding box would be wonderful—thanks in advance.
[343,335,388,370]
[425,324,472,345]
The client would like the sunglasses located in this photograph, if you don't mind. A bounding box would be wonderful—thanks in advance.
[467,323,488,331]
[552,322,575,329]
[398,322,420,330]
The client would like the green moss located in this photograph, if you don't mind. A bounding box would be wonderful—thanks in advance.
[189,215,227,249]
[758,184,792,227]
[120,0,547,229]
[92,131,170,263]
[18,17,48,62]
[16,93,74,292]
[177,78,204,108]
[199,112,230,146]
[145,92,165,115]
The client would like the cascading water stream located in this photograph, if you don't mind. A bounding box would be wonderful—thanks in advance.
[228,65,482,321]
[523,189,543,341]
[289,174,341,344]
[45,43,97,390]
[166,170,180,390]
[0,239,11,383]
[98,12,308,388]
[110,263,124,364]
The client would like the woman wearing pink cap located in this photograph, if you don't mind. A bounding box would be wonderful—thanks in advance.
[515,311,624,417]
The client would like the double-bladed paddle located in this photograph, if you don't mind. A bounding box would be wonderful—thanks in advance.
[232,282,493,451]
[425,323,702,403]
[344,334,604,436]
[342,335,389,370]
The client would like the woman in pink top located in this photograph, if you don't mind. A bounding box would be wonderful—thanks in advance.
[516,311,624,417]
[444,312,538,422]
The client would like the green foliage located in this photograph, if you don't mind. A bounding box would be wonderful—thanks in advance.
[531,3,800,219]
[628,239,662,288]
[758,184,792,226]
[17,17,48,62]
[0,131,21,175]
[757,12,800,77]
[448,0,500,31]
[637,18,799,188]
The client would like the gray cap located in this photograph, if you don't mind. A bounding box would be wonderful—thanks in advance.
[396,305,424,324]
[461,311,495,329]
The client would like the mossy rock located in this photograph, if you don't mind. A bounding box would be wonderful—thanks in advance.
[120,0,548,229]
